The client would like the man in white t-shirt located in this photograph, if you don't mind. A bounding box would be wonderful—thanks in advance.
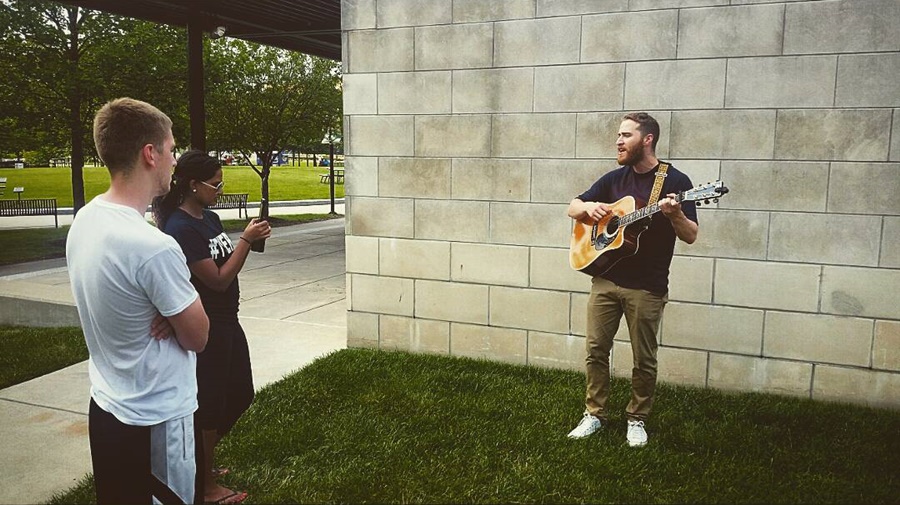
[67,98,209,504]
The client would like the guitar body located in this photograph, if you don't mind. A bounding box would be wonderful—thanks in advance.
[569,179,729,277]
[569,195,649,277]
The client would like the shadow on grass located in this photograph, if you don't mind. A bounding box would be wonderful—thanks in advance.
[48,348,900,504]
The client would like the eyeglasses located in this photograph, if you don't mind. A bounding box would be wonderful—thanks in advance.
[199,180,225,191]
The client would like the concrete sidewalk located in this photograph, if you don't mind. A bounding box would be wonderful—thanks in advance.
[0,213,347,504]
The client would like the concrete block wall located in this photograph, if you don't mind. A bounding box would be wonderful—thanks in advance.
[341,0,900,409]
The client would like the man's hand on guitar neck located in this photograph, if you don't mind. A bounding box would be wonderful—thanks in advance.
[568,199,611,225]
[658,193,682,218]
[659,193,698,244]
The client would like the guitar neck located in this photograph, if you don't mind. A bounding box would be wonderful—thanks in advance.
[619,194,682,226]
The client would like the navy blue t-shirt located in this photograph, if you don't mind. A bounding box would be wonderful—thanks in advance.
[163,209,240,316]
[577,162,697,295]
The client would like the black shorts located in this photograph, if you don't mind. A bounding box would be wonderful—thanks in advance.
[194,317,254,435]
[89,399,194,504]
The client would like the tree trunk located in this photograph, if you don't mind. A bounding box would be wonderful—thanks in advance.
[68,7,86,213]
[261,168,270,216]
[260,158,271,220]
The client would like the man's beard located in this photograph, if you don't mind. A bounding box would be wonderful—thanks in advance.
[617,144,644,167]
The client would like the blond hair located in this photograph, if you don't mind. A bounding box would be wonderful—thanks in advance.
[92,98,172,174]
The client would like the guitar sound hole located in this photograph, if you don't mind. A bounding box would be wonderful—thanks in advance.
[604,217,619,236]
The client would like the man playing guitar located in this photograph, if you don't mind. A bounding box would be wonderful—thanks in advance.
[565,112,698,447]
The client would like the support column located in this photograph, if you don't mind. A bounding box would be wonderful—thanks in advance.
[187,15,206,151]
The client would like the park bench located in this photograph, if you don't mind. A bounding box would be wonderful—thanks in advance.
[319,168,344,184]
[0,177,5,196]
[0,198,59,227]
[208,192,249,219]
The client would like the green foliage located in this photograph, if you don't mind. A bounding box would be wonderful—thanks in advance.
[2,3,343,212]
[22,150,48,166]
[0,1,65,157]
[0,1,191,209]
[205,38,343,204]
[86,16,190,144]
[47,349,900,504]
[0,325,87,389]
[206,39,342,156]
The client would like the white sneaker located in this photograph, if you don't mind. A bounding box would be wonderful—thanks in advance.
[567,412,602,439]
[627,419,648,447]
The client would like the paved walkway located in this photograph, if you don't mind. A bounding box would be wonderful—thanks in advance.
[0,206,347,504]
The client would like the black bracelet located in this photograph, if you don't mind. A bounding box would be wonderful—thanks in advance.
[239,236,251,244]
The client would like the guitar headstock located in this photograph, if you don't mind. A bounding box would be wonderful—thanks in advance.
[680,180,729,207]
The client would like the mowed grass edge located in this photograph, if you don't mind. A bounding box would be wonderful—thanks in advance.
[0,325,87,389]
[48,348,900,504]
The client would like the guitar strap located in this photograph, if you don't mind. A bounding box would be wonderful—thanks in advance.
[647,162,669,206]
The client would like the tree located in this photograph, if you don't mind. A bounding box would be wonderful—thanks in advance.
[0,1,188,211]
[0,2,60,161]
[205,39,342,215]
[1,1,118,209]
[90,17,189,145]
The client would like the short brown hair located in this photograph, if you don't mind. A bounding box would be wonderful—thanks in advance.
[92,98,172,173]
[623,112,660,151]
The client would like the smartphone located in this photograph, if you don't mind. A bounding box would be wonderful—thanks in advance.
[250,198,268,253]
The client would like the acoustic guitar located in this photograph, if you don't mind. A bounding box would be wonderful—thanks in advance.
[570,180,729,277]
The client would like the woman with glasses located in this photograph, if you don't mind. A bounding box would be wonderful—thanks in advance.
[152,150,270,505]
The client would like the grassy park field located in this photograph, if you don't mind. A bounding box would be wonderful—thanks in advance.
[0,162,344,207]
[0,160,343,264]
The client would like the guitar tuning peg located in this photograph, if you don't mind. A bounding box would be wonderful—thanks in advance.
[713,198,719,203]
[704,199,710,205]
[696,201,702,207]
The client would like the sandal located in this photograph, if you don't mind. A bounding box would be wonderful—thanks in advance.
[205,490,248,505]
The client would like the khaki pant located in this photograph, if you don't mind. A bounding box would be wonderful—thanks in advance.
[584,277,667,422]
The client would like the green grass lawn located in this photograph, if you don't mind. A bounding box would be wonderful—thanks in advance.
[48,348,900,504]
[0,163,344,207]
[0,226,70,266]
[0,326,87,389]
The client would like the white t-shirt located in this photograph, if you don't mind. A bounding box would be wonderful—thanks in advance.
[67,196,200,426]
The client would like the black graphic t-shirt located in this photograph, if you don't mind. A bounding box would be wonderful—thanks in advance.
[164,208,239,316]
[577,162,698,295]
